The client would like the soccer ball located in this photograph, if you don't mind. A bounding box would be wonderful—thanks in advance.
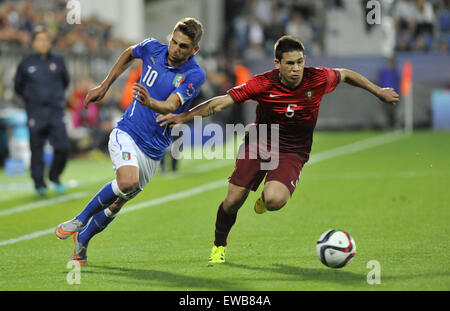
[316,229,356,268]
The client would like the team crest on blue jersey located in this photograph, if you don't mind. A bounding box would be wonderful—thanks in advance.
[173,74,185,87]
[122,152,131,161]
[186,82,195,97]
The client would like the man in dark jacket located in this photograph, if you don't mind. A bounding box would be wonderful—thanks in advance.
[14,26,70,196]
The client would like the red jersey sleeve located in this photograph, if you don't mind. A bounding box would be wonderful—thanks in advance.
[227,74,267,104]
[321,67,341,94]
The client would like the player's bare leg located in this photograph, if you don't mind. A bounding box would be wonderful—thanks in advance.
[116,165,140,196]
[108,197,127,214]
[222,183,250,214]
[209,183,250,264]
[254,181,290,214]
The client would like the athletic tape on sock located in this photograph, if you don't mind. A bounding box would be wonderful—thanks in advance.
[104,208,116,217]
[111,179,125,197]
[111,179,141,201]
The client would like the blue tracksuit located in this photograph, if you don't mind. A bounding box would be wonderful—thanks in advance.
[14,51,70,189]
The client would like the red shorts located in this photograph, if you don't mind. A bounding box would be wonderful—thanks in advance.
[229,142,307,195]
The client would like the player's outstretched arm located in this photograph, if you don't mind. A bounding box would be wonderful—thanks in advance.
[132,83,182,114]
[84,45,137,108]
[156,94,235,127]
[337,68,400,105]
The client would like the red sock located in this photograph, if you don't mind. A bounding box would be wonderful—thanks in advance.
[214,202,237,247]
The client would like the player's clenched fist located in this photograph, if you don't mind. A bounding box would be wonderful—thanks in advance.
[377,87,400,105]
[84,85,107,109]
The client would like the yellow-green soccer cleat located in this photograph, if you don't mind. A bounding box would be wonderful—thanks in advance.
[254,196,267,214]
[209,245,226,264]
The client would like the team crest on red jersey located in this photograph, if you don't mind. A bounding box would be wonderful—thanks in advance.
[305,89,314,101]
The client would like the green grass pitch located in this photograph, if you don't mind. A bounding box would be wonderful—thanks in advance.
[0,130,448,291]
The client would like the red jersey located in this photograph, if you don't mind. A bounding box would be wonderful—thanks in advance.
[227,67,341,159]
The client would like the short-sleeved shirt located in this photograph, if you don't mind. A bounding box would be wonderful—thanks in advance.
[227,67,340,160]
[116,38,206,161]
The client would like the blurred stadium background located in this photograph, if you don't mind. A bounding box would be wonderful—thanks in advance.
[0,0,449,172]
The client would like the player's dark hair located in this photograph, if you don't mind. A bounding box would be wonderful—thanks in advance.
[274,35,305,61]
[173,17,203,46]
[31,25,48,42]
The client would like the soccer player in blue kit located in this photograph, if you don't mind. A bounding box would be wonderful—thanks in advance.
[55,18,206,264]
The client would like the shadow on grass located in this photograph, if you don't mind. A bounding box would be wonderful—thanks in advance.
[76,261,449,290]
[225,262,366,285]
[80,262,364,290]
[82,264,240,290]
[225,262,450,289]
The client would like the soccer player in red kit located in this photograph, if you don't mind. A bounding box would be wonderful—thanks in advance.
[158,35,399,263]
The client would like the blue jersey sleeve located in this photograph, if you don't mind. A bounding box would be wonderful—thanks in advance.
[132,38,163,59]
[173,68,206,106]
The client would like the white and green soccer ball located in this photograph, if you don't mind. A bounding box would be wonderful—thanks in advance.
[316,229,356,268]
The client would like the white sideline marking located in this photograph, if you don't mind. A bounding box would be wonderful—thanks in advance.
[0,131,407,247]
[0,179,97,202]
[308,130,407,164]
[161,131,408,177]
[121,179,227,215]
[0,228,55,246]
[160,159,235,179]
[307,170,443,180]
[0,180,228,246]
[0,192,88,217]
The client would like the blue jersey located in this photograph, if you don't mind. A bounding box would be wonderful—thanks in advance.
[116,38,206,161]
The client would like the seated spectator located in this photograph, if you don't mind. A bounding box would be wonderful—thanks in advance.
[285,12,314,54]
[0,1,126,53]
[251,0,273,26]
[413,0,435,51]
[393,0,418,51]
[292,0,315,22]
[245,16,266,60]
[264,9,286,51]
[0,2,31,45]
